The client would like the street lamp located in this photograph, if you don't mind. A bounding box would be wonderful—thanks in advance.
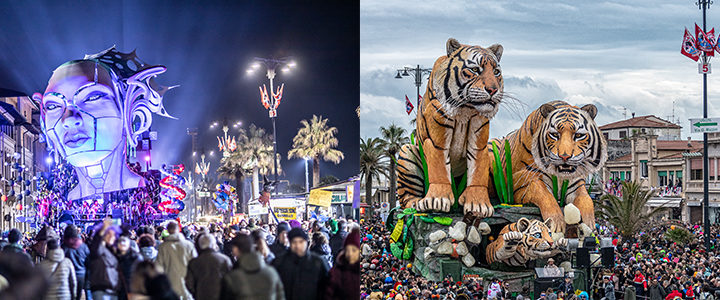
[304,157,310,193]
[396,65,432,106]
[248,57,295,194]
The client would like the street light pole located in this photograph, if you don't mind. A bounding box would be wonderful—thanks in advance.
[305,158,309,193]
[698,0,712,251]
[396,65,432,106]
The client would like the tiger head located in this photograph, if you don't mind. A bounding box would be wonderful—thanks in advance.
[532,101,608,180]
[431,38,504,118]
[514,217,558,258]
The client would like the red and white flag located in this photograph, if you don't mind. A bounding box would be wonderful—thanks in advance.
[706,28,716,57]
[682,28,701,61]
[696,24,714,52]
[405,95,414,115]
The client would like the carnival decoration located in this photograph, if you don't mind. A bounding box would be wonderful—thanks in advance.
[212,182,237,213]
[259,83,284,118]
[195,154,210,179]
[681,24,720,61]
[158,164,187,214]
[217,126,237,157]
[33,46,176,201]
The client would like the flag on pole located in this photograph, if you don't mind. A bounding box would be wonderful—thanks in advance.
[706,28,716,57]
[682,28,701,61]
[696,24,714,52]
[405,95,414,115]
[418,94,423,107]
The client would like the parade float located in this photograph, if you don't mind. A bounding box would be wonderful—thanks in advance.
[386,38,608,290]
[31,47,179,226]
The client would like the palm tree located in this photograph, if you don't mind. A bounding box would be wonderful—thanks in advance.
[595,181,668,240]
[288,115,345,187]
[360,137,388,217]
[380,124,409,210]
[218,123,281,214]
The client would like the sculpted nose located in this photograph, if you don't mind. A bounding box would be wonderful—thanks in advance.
[559,153,571,162]
[485,86,498,96]
[62,108,83,129]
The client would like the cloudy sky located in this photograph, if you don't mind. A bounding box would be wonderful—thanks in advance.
[361,0,719,140]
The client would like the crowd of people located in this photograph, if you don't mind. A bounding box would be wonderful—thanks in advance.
[359,212,720,300]
[0,216,361,300]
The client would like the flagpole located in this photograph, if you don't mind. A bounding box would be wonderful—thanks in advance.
[700,0,711,251]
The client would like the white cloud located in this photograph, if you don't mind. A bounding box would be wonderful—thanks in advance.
[362,0,720,141]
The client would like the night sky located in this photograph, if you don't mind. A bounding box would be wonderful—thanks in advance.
[0,1,360,186]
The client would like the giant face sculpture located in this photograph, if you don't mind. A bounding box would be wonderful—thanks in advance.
[34,47,175,200]
[41,61,123,167]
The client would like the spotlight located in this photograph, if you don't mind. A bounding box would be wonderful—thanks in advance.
[145,156,151,162]
[252,63,261,69]
[45,157,53,165]
[246,69,254,74]
[282,67,290,73]
[288,61,297,67]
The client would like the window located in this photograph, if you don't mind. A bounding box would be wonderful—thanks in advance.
[603,132,609,140]
[625,171,631,181]
[620,131,627,139]
[640,160,648,177]
[691,169,703,180]
[658,171,667,186]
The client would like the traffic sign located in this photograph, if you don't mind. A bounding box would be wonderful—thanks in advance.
[699,63,712,74]
[690,118,720,133]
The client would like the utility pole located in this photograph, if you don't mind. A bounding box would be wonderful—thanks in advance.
[187,128,198,223]
[395,65,432,107]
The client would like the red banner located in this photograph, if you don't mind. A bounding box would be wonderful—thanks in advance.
[682,28,701,61]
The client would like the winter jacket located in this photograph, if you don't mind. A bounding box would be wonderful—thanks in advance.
[699,292,715,300]
[63,238,90,279]
[139,246,157,261]
[625,286,637,300]
[2,242,32,262]
[634,274,648,290]
[328,229,348,260]
[325,250,360,300]
[272,250,330,300]
[157,232,197,300]
[88,232,119,293]
[605,283,616,300]
[310,243,333,268]
[650,284,667,300]
[39,248,77,300]
[118,250,142,298]
[185,249,232,300]
[219,252,284,300]
[269,241,288,258]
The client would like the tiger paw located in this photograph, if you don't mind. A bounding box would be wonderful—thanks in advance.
[417,183,454,212]
[545,213,566,233]
[458,186,494,217]
[503,231,523,246]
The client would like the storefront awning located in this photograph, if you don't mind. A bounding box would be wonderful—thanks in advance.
[646,197,682,207]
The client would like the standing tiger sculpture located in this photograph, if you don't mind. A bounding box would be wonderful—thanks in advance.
[488,101,607,232]
[397,38,504,216]
[485,217,567,266]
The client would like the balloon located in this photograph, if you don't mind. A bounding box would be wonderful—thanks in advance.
[16,175,22,182]
[17,195,22,201]
[9,190,15,197]
[23,190,30,196]
[1,195,6,202]
[670,225,676,230]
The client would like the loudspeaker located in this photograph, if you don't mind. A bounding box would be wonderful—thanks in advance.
[576,248,590,267]
[601,247,614,268]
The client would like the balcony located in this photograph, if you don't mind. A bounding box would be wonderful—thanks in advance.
[686,181,720,193]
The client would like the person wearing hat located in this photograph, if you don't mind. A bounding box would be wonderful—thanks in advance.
[272,227,330,300]
[270,221,291,258]
[544,258,563,277]
[2,228,31,263]
[39,238,77,300]
[219,233,284,300]
[326,226,361,299]
[186,233,232,300]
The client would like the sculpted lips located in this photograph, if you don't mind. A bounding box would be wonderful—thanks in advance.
[64,132,90,148]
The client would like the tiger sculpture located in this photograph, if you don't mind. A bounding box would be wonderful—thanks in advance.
[488,101,607,232]
[485,217,566,266]
[397,38,504,216]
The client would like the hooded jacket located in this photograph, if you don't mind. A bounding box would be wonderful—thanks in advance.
[186,249,232,300]
[39,248,77,300]
[219,252,285,300]
[157,232,197,300]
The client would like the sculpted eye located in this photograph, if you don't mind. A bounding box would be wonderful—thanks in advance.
[494,68,501,76]
[84,93,106,103]
[549,132,559,140]
[533,233,542,238]
[471,67,481,74]
[44,103,61,111]
[575,133,587,140]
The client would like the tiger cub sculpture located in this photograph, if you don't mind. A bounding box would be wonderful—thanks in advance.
[397,38,504,216]
[485,217,566,266]
[488,101,607,232]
